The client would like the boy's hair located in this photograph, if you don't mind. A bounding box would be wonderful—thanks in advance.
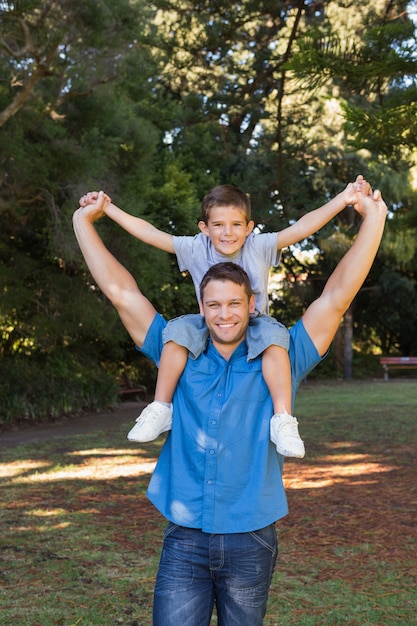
[199,184,251,224]
[199,262,253,301]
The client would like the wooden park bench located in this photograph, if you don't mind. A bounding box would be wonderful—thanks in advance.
[117,372,147,401]
[380,356,417,381]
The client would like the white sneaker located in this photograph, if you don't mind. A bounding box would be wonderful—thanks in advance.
[127,401,173,442]
[270,412,305,458]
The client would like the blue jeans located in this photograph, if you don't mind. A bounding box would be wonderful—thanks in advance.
[153,523,278,626]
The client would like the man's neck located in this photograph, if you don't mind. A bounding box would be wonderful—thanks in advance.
[211,338,246,361]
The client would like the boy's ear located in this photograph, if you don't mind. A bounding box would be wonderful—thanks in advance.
[198,220,209,236]
[246,220,255,235]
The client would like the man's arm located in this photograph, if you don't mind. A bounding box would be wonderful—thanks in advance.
[277,175,370,250]
[302,189,387,357]
[79,192,175,253]
[73,192,156,348]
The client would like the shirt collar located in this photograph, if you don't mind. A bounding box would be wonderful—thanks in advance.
[205,336,248,362]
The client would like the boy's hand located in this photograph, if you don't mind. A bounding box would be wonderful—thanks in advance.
[353,174,371,195]
[342,175,372,206]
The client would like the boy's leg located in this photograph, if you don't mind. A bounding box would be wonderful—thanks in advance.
[127,342,187,442]
[262,345,305,458]
[154,341,188,402]
[262,345,292,415]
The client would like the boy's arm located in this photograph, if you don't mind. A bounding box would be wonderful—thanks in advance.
[105,203,176,253]
[73,192,156,348]
[302,189,387,357]
[79,192,175,253]
[277,175,370,250]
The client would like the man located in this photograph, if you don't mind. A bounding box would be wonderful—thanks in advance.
[73,186,387,626]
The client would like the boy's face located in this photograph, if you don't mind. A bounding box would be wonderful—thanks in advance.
[198,206,254,256]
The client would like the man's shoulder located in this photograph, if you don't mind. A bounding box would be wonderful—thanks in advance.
[138,313,167,364]
[289,319,323,382]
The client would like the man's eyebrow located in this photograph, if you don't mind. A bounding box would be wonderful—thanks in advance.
[204,297,245,304]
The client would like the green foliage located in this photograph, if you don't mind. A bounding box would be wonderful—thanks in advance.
[0,353,117,429]
[1,0,417,427]
[343,94,417,157]
[287,1,417,162]
[360,268,417,354]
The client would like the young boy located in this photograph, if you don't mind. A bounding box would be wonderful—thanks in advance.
[81,176,369,457]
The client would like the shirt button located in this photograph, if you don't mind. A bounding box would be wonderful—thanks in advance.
[211,420,217,425]
[207,480,213,485]
[209,449,215,455]
[217,393,222,398]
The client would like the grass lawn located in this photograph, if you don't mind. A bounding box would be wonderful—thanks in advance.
[0,380,416,625]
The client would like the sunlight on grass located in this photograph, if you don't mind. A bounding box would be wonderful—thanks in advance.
[2,448,398,489]
[0,459,51,478]
[14,521,72,532]
[2,448,156,483]
[284,453,398,489]
[70,448,141,456]
[30,508,68,517]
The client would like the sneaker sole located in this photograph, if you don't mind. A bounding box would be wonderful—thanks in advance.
[127,423,172,443]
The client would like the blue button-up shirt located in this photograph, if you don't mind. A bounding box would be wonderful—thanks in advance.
[140,313,321,534]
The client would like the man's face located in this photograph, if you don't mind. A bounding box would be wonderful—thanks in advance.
[199,279,255,356]
[198,206,254,257]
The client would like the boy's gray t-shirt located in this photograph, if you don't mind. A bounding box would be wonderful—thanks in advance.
[173,231,280,315]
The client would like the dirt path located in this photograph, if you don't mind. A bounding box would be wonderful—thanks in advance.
[0,401,147,449]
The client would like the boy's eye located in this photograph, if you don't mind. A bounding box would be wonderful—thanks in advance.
[211,222,245,228]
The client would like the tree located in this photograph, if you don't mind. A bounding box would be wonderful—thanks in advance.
[0,0,150,127]
[2,0,417,425]
[284,0,417,365]
[0,1,172,423]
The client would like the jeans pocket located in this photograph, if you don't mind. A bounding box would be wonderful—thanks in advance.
[249,523,278,556]
[163,521,179,540]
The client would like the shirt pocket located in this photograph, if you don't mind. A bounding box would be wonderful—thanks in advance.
[180,357,220,398]
[228,360,270,404]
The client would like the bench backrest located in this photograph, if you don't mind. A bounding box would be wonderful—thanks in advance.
[380,356,417,365]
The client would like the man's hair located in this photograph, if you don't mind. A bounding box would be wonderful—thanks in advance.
[199,184,251,224]
[199,262,253,301]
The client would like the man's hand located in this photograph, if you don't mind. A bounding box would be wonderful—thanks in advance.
[353,187,387,221]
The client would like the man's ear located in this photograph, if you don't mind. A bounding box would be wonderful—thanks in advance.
[198,221,209,237]
[249,294,256,314]
[199,299,205,316]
